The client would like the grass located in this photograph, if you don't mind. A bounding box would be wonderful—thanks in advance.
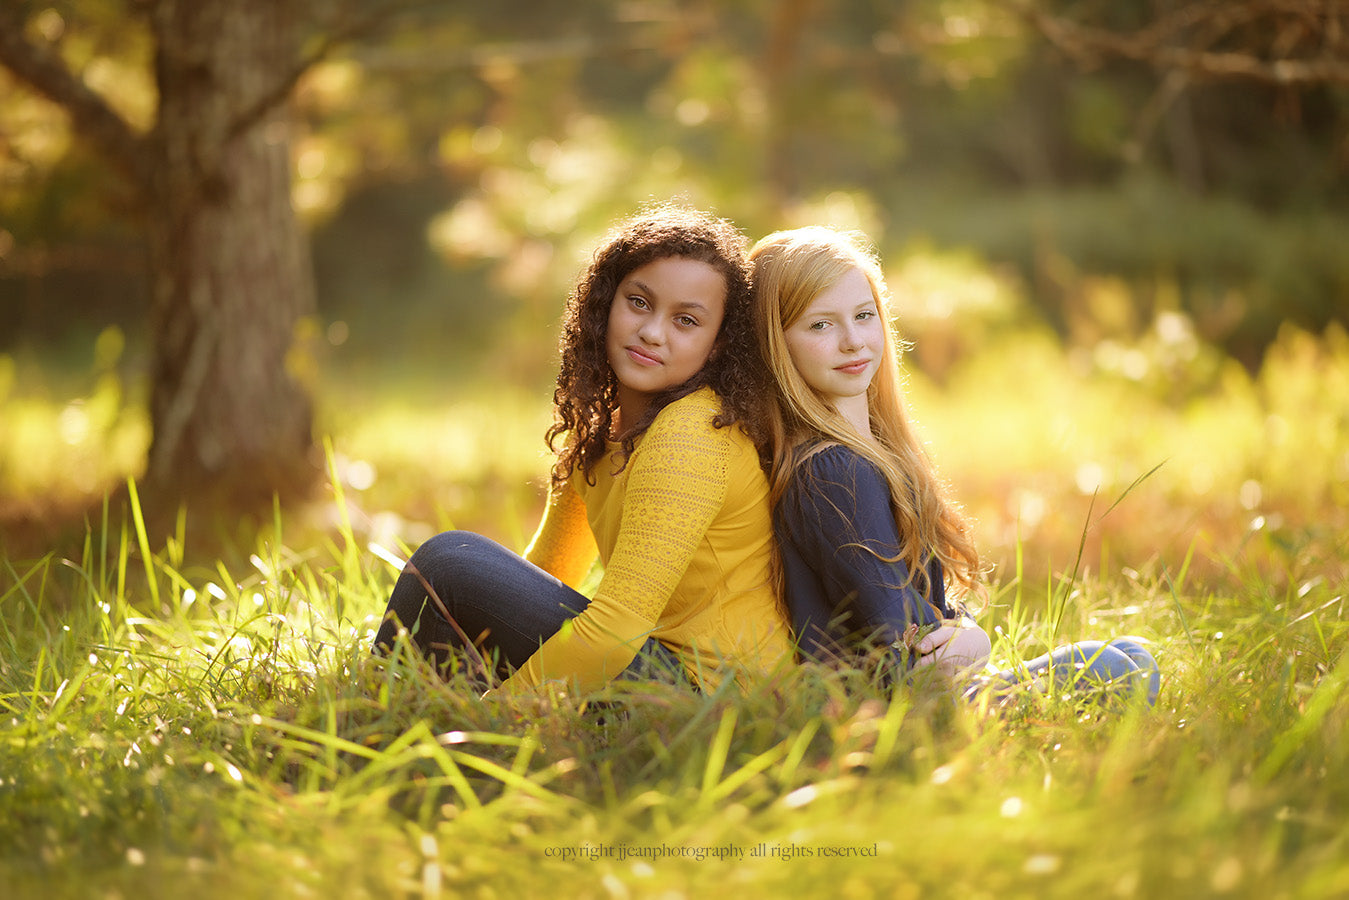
[2,323,1347,898]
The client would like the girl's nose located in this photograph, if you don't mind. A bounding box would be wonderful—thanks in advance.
[638,317,664,344]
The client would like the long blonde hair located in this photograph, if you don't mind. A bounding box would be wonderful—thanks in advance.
[749,226,984,609]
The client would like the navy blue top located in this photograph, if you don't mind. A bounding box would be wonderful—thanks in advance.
[774,443,956,662]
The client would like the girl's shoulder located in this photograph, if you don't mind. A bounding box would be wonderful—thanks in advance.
[794,440,881,483]
[778,440,892,526]
[646,386,727,440]
[786,440,893,510]
[655,385,722,419]
[642,386,761,462]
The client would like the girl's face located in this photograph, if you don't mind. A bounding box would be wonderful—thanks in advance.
[606,255,728,420]
[782,266,883,414]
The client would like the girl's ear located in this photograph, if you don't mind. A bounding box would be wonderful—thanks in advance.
[706,327,734,367]
[706,336,724,361]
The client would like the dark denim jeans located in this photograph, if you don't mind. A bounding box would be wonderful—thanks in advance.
[371,531,685,687]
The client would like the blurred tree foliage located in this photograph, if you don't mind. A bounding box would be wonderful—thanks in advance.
[2,0,1346,392]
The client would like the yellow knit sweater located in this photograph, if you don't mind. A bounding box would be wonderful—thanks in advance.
[504,387,790,694]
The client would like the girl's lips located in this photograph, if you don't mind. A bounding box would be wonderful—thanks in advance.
[835,360,870,374]
[626,346,662,366]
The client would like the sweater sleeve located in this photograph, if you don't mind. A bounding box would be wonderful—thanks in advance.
[500,395,732,694]
[777,445,944,651]
[523,480,598,589]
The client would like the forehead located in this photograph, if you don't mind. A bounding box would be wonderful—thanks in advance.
[622,256,728,304]
[804,266,874,311]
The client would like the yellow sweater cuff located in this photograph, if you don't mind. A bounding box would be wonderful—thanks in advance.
[498,600,659,695]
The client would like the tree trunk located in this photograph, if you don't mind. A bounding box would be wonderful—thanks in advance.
[761,0,815,210]
[143,0,317,508]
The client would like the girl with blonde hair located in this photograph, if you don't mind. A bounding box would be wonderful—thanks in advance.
[750,226,1158,701]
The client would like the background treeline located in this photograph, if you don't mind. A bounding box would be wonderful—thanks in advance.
[3,0,1345,380]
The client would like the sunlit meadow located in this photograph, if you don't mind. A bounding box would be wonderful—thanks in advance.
[2,274,1347,897]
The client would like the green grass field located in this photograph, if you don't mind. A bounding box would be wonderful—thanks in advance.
[2,323,1347,898]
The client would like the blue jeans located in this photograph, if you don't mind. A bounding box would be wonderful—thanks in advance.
[971,637,1161,706]
[371,531,686,687]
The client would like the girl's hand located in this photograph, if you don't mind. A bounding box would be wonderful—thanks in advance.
[912,618,992,677]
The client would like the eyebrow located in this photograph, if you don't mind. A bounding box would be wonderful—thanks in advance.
[629,279,711,315]
[803,299,877,318]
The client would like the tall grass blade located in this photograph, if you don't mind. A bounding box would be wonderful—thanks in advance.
[126,478,160,610]
[699,706,738,802]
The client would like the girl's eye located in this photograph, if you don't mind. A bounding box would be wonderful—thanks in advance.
[809,320,829,331]
[675,315,698,327]
[857,309,876,321]
[629,296,649,309]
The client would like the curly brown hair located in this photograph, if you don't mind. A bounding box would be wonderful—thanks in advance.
[547,204,770,488]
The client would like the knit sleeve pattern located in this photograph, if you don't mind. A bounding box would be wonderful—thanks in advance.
[501,392,731,694]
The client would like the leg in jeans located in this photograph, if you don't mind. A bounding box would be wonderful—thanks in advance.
[1100,636,1161,705]
[372,530,689,688]
[372,530,593,682]
[969,636,1160,706]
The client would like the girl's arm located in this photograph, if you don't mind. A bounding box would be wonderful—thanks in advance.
[499,394,732,695]
[524,481,599,589]
[776,444,945,655]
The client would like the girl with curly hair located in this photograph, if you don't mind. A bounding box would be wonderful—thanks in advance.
[750,226,1159,703]
[373,205,790,695]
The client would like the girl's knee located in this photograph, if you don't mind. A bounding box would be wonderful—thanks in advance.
[1107,636,1160,705]
[1066,640,1158,706]
[1107,636,1158,671]
[411,530,487,562]
[406,530,494,578]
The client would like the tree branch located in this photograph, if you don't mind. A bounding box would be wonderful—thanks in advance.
[0,7,150,186]
[1149,46,1349,84]
[224,0,439,143]
[1002,0,1349,86]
